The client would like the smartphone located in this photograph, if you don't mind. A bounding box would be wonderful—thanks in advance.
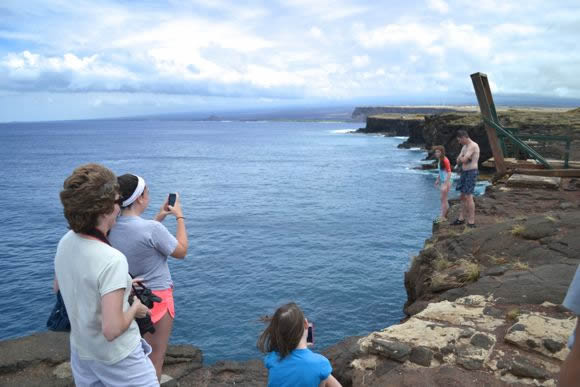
[307,323,314,345]
[168,193,177,207]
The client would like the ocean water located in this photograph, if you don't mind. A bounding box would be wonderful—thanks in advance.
[1,120,457,363]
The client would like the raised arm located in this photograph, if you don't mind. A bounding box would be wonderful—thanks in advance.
[168,193,188,258]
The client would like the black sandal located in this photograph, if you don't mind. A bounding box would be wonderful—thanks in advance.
[451,219,465,226]
[467,223,476,228]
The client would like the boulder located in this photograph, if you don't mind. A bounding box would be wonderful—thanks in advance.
[506,175,561,190]
[504,313,574,361]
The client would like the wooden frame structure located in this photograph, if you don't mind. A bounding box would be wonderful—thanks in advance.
[470,72,574,175]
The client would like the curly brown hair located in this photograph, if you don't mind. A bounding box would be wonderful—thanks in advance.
[60,164,119,233]
[257,302,305,359]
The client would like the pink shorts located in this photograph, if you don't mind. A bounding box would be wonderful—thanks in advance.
[150,288,175,324]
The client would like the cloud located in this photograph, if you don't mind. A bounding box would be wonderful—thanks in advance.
[352,55,370,68]
[427,0,449,14]
[354,21,491,57]
[309,27,323,40]
[1,0,580,121]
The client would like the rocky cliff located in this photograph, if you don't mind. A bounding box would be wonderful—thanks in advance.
[356,115,425,137]
[396,109,580,165]
[332,176,580,386]
[352,107,461,121]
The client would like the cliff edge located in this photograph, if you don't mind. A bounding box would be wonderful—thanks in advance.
[336,176,580,386]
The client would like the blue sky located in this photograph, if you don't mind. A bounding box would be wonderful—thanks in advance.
[1,0,579,121]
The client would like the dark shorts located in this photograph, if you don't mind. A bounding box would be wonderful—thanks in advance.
[456,169,479,195]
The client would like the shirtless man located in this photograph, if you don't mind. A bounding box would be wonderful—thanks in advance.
[451,130,480,228]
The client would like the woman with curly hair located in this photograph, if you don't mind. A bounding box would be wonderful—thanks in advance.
[54,164,158,386]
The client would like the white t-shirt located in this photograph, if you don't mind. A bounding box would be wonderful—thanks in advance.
[54,230,141,364]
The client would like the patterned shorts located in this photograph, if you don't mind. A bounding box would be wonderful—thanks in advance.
[456,169,479,194]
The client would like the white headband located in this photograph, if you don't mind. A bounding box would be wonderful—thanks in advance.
[122,175,146,207]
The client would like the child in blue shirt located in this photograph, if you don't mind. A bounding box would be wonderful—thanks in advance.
[257,303,342,387]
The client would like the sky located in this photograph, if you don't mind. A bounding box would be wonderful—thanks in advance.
[1,0,579,121]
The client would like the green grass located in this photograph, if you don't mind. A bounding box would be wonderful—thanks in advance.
[488,255,507,265]
[511,224,526,236]
[506,308,520,322]
[433,256,452,271]
[512,260,529,271]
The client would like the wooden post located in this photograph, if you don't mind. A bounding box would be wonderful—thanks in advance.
[470,72,507,176]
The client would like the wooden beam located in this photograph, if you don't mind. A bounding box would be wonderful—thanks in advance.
[513,168,580,178]
[470,72,507,177]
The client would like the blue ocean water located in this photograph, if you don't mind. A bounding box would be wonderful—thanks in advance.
[1,120,456,363]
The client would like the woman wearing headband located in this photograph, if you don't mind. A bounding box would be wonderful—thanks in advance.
[109,174,188,381]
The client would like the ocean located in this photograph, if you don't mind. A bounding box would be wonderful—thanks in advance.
[0,120,476,363]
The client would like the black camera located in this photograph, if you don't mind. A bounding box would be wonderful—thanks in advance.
[129,281,162,336]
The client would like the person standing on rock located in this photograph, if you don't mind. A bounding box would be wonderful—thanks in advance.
[559,266,580,385]
[55,164,159,386]
[258,302,342,387]
[433,145,452,223]
[109,174,188,381]
[451,130,480,228]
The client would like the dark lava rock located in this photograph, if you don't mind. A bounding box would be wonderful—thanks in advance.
[371,339,411,362]
[354,364,518,387]
[496,359,510,370]
[0,332,70,373]
[519,220,558,240]
[526,339,538,349]
[543,338,565,354]
[441,344,456,355]
[163,344,203,380]
[470,333,494,350]
[482,306,504,318]
[508,324,526,333]
[459,329,475,339]
[322,336,363,387]
[483,266,509,277]
[410,346,434,367]
[510,356,549,380]
[405,300,430,316]
[456,346,484,371]
[179,359,267,387]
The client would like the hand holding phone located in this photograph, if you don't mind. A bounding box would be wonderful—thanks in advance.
[167,193,177,207]
[307,322,314,346]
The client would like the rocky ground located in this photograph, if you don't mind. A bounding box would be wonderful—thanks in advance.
[343,176,580,386]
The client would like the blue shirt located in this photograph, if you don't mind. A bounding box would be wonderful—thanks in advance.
[265,349,332,387]
[563,265,580,348]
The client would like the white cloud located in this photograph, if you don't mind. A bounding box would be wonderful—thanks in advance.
[1,0,580,121]
[427,0,449,14]
[352,55,370,68]
[492,23,542,36]
[355,21,491,56]
[355,23,438,48]
[309,27,323,39]
[280,0,368,20]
